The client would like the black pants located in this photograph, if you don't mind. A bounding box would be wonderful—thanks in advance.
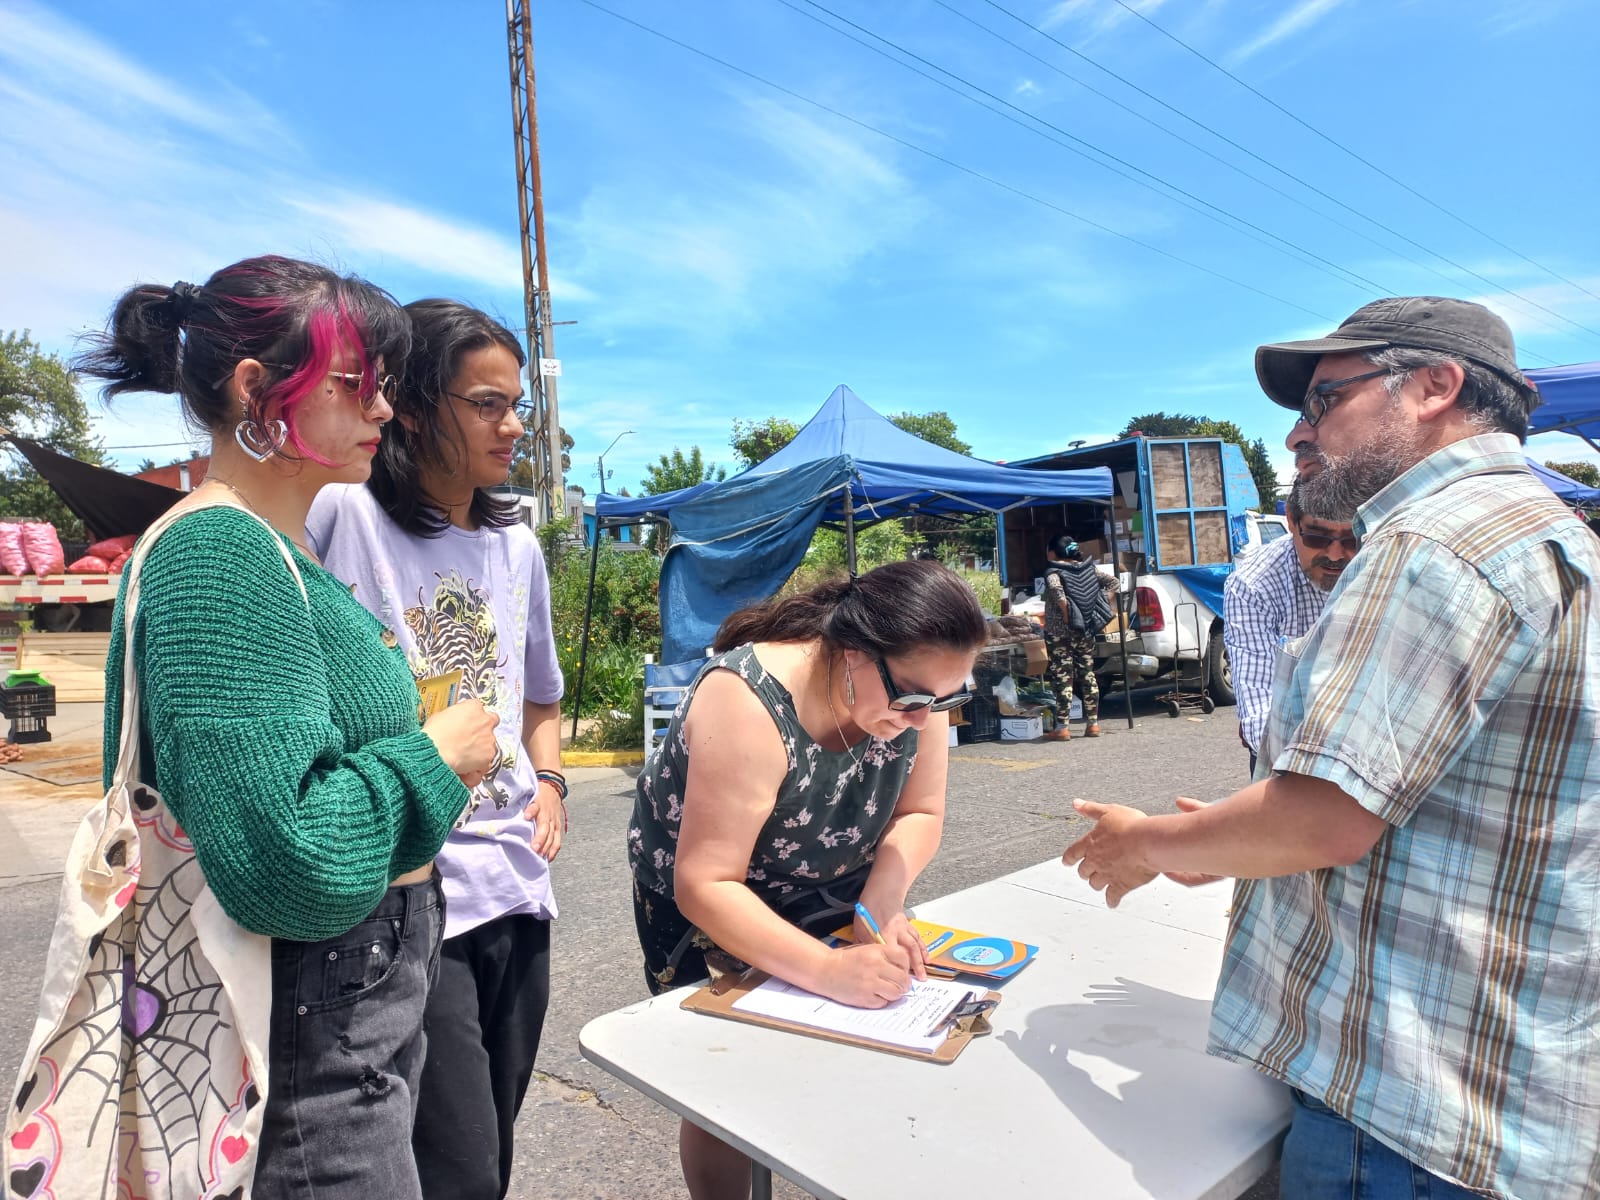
[412,914,552,1200]
[254,876,444,1200]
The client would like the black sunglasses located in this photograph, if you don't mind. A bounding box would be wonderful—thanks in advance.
[874,657,972,713]
[1296,527,1361,553]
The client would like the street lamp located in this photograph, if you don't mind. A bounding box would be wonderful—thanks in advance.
[596,430,634,495]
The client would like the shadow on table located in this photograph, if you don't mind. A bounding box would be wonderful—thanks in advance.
[998,976,1249,1194]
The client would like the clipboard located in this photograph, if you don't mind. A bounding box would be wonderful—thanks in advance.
[679,970,1000,1065]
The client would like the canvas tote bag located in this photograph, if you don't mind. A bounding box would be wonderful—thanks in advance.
[6,499,307,1200]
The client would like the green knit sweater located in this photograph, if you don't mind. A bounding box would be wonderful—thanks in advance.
[103,507,469,941]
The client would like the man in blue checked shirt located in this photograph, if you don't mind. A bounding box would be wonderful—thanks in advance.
[1064,297,1600,1199]
[1222,479,1358,774]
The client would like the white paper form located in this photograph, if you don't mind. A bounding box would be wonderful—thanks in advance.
[731,975,977,1052]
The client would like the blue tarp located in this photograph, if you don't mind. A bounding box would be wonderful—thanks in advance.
[1527,362,1600,444]
[1526,457,1600,505]
[599,385,1114,664]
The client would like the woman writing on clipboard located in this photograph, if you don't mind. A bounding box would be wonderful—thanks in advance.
[628,559,986,1200]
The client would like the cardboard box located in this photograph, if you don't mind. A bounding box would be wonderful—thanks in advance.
[1000,716,1044,741]
[1022,638,1048,675]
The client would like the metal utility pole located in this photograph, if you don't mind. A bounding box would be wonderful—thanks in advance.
[506,0,564,524]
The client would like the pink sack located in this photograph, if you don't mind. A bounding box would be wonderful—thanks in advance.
[66,554,112,574]
[0,522,25,576]
[109,550,132,575]
[86,533,137,560]
[22,522,66,576]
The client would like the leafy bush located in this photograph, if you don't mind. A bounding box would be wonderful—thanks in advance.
[547,533,660,718]
[571,690,645,751]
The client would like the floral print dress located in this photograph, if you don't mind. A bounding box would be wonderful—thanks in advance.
[628,644,918,991]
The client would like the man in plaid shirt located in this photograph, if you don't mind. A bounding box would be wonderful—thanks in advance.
[1222,480,1358,773]
[1064,297,1600,1198]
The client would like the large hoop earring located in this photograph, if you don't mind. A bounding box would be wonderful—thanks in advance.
[234,416,288,462]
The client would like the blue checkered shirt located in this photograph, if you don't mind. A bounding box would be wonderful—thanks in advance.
[1223,534,1327,755]
[1209,434,1600,1198]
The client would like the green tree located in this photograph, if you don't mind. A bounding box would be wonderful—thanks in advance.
[1546,460,1600,488]
[887,410,971,455]
[641,446,726,495]
[1116,411,1278,509]
[0,331,107,539]
[730,416,800,469]
[135,458,158,473]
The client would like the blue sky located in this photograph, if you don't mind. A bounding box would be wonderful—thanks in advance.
[4,0,1598,491]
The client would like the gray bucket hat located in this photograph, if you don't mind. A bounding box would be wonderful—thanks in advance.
[1255,296,1534,412]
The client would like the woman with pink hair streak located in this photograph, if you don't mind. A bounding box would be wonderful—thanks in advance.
[63,255,499,1197]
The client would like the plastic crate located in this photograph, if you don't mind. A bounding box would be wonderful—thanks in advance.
[2,678,55,744]
[956,694,1001,744]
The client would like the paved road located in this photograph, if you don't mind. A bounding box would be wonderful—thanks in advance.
[1,690,1276,1198]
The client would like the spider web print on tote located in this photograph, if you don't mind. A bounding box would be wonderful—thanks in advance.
[11,797,261,1200]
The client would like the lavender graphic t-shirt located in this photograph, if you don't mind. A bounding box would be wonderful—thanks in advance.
[307,483,563,937]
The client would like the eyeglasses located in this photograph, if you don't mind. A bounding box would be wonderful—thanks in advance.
[443,390,534,425]
[874,657,972,713]
[264,363,396,412]
[1295,527,1361,553]
[1299,368,1394,427]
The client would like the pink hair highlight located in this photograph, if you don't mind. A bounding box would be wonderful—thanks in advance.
[249,295,375,466]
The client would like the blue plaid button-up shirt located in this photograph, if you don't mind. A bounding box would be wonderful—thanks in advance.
[1208,434,1600,1198]
[1223,534,1328,755]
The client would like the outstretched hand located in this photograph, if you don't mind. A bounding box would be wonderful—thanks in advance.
[1061,798,1157,908]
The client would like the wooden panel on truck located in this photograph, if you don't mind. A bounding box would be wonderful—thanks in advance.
[1186,443,1225,507]
[1149,444,1190,510]
[1193,511,1231,563]
[1156,513,1196,567]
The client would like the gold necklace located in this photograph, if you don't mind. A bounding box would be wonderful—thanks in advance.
[825,657,862,770]
[203,477,314,556]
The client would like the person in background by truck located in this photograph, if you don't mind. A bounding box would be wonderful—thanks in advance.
[1222,479,1359,773]
[1040,534,1118,740]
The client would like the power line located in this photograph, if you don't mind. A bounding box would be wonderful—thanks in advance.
[576,0,1337,323]
[978,0,1600,344]
[930,0,1552,320]
[1108,0,1600,307]
[786,0,1387,295]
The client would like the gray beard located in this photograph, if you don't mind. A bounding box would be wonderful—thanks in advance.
[1297,408,1425,521]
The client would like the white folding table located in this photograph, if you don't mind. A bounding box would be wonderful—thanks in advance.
[580,861,1291,1199]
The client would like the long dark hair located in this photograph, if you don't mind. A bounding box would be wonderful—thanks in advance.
[713,560,988,657]
[76,255,408,459]
[368,298,524,537]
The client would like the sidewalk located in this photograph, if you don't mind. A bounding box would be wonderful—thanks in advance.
[0,703,636,887]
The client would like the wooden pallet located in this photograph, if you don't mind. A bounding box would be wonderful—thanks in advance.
[15,632,110,703]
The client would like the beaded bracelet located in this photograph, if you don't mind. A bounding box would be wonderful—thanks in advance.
[535,769,569,832]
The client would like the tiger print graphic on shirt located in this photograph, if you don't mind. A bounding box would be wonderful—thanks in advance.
[404,569,514,815]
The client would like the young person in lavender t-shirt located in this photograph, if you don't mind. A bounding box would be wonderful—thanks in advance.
[306,300,565,1200]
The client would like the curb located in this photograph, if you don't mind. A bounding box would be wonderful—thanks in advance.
[563,749,645,768]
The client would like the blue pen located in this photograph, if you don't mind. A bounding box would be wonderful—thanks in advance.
[854,901,888,945]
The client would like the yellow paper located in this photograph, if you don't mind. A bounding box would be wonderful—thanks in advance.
[415,669,462,722]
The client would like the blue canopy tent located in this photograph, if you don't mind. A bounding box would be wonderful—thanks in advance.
[585,385,1113,676]
[1527,362,1600,449]
[1526,457,1600,506]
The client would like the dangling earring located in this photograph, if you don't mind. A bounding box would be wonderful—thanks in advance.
[233,396,287,462]
[843,659,856,707]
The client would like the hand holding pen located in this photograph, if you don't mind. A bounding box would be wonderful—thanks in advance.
[855,901,929,982]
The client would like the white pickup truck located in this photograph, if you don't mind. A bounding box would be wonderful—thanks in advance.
[1101,510,1286,707]
[1003,436,1277,708]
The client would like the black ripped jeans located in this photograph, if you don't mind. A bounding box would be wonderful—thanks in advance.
[251,875,444,1199]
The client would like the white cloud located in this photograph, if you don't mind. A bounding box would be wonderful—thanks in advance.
[0,0,291,149]
[1014,79,1042,98]
[1230,0,1349,64]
